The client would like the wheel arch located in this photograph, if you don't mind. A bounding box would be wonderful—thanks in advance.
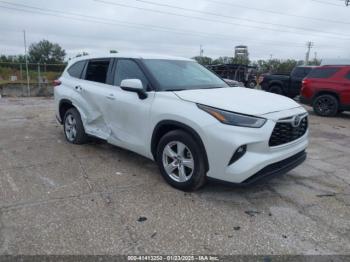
[58,99,86,125]
[268,80,283,89]
[312,90,340,103]
[151,120,209,172]
[268,81,285,94]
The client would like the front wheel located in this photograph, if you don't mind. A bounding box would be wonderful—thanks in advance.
[313,95,338,117]
[156,130,207,191]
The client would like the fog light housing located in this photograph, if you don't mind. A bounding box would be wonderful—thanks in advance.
[228,145,247,165]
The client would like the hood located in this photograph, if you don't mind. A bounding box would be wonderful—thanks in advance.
[174,87,301,116]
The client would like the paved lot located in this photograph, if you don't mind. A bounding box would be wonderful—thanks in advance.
[0,97,349,255]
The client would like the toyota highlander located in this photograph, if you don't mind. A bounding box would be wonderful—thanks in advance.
[54,54,308,191]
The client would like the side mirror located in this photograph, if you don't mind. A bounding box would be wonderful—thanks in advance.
[120,79,148,99]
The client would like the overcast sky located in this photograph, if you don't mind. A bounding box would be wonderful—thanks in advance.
[0,0,349,61]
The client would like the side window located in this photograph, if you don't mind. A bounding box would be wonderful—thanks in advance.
[85,59,110,84]
[304,67,313,77]
[307,68,339,79]
[67,61,86,78]
[114,59,148,89]
[292,67,306,77]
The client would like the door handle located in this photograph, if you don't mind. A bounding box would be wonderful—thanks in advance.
[106,94,115,100]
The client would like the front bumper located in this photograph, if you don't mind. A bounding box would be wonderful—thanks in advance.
[241,150,306,184]
[201,107,308,184]
[208,150,306,186]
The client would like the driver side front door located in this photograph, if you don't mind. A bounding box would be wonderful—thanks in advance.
[104,59,155,157]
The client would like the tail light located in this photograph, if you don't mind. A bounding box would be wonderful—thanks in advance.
[53,80,61,87]
[301,79,310,94]
[302,79,309,88]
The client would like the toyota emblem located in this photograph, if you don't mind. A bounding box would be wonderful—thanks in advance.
[292,115,301,127]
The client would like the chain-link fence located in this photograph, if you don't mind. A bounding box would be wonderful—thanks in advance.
[0,61,66,97]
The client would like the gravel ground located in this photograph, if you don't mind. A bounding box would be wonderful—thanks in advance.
[0,97,349,255]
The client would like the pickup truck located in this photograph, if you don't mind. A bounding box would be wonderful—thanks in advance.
[260,66,316,98]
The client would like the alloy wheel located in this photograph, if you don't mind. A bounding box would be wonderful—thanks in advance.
[316,97,336,115]
[65,114,77,142]
[162,141,194,183]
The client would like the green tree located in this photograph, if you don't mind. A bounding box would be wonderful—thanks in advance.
[192,56,213,65]
[212,56,234,64]
[308,58,321,66]
[28,40,66,64]
[255,59,303,74]
[0,54,27,63]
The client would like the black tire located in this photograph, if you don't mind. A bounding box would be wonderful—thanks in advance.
[247,81,257,89]
[156,130,206,191]
[63,108,88,144]
[269,85,283,95]
[313,94,339,117]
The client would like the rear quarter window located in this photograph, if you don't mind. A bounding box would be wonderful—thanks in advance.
[307,68,339,79]
[67,61,86,79]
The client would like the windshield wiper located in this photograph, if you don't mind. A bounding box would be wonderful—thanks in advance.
[163,89,186,92]
[204,86,224,89]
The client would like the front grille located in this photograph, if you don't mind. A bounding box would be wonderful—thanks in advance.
[269,116,308,147]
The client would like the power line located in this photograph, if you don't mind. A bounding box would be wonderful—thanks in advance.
[95,0,348,38]
[204,0,350,25]
[0,3,269,42]
[94,0,350,40]
[311,0,344,6]
[0,2,329,48]
[0,0,347,58]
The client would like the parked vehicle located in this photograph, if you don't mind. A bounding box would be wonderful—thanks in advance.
[260,66,316,98]
[206,64,257,88]
[301,65,350,116]
[55,54,308,191]
[223,78,244,87]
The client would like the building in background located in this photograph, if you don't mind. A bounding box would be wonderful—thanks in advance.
[234,45,249,63]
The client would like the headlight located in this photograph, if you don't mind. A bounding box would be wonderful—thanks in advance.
[197,104,266,128]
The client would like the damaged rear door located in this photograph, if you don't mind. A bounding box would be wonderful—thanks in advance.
[78,58,114,139]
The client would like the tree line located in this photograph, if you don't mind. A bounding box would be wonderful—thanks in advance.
[0,40,66,65]
[1,39,321,74]
[192,56,321,74]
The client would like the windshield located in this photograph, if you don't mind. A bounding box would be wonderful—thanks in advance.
[142,59,228,91]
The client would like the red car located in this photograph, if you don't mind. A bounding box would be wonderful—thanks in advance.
[301,65,350,116]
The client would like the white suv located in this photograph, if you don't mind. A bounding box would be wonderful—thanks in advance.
[54,54,308,191]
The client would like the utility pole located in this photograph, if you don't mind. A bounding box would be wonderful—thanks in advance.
[199,45,204,57]
[305,41,314,65]
[23,30,30,96]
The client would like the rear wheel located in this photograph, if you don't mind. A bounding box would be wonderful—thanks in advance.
[269,85,283,95]
[63,108,88,144]
[156,130,206,191]
[313,95,338,117]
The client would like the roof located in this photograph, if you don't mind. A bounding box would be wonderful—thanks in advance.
[296,65,317,68]
[68,53,193,65]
